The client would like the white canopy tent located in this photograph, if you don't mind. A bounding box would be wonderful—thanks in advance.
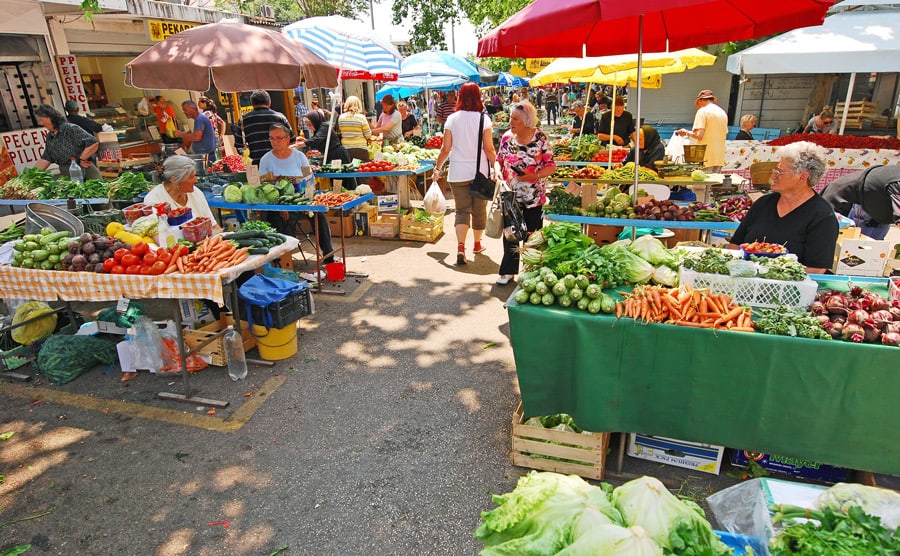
[726,6,900,134]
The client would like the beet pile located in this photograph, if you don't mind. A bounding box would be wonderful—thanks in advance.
[811,285,900,345]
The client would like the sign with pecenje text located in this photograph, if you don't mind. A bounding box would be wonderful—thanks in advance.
[1,128,49,173]
[147,20,199,41]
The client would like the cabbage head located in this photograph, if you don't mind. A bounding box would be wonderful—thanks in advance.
[612,476,731,555]
[629,235,675,266]
[223,184,242,203]
[12,301,57,346]
[475,471,623,555]
[261,183,280,203]
[557,524,663,556]
[691,170,708,181]
[241,184,264,204]
[651,265,678,287]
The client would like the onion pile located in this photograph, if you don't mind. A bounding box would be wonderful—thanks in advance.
[812,286,900,345]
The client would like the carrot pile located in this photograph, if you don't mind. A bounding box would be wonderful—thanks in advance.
[312,192,356,207]
[175,236,248,274]
[616,284,755,332]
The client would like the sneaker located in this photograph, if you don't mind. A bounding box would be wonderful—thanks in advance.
[473,243,486,254]
[496,274,514,285]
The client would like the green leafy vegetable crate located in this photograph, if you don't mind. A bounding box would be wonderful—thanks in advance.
[399,213,443,243]
[511,402,610,481]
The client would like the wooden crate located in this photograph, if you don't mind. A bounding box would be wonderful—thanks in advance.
[399,213,444,243]
[370,214,400,239]
[182,313,256,367]
[510,402,610,480]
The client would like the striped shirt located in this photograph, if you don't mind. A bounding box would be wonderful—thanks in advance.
[234,107,294,165]
[338,112,372,148]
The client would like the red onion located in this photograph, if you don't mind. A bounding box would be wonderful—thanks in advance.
[889,307,900,321]
[881,332,900,346]
[883,321,900,335]
[847,309,870,326]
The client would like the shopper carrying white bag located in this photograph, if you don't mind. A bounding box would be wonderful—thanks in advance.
[423,180,446,214]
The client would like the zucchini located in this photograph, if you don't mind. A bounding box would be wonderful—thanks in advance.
[31,249,50,262]
[39,231,72,245]
[248,247,269,255]
[223,230,266,240]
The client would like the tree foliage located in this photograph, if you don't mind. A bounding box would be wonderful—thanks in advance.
[392,0,529,55]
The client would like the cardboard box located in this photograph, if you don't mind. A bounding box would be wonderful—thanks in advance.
[370,214,400,239]
[353,206,378,237]
[627,434,725,475]
[96,320,129,335]
[731,450,850,484]
[586,224,622,246]
[833,239,892,277]
[326,211,355,238]
[664,228,702,248]
[511,403,610,480]
[376,194,400,213]
[179,299,217,327]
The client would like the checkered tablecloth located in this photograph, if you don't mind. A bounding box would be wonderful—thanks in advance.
[0,236,299,305]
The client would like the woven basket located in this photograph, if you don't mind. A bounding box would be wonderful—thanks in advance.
[749,162,778,188]
[682,144,707,163]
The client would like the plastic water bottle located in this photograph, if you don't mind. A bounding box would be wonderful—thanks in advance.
[224,325,247,381]
[69,158,84,183]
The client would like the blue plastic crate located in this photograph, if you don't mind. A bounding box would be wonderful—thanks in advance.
[716,530,767,556]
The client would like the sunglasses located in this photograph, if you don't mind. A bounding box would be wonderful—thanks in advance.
[822,119,834,125]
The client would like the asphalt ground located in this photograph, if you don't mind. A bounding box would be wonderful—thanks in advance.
[0,200,830,555]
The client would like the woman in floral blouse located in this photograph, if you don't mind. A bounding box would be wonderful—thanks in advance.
[494,101,556,285]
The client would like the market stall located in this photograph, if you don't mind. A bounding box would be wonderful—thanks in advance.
[0,235,299,405]
[207,192,373,294]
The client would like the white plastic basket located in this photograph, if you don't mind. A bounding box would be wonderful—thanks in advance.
[679,267,818,309]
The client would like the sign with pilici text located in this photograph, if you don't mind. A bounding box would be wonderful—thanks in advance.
[56,55,89,113]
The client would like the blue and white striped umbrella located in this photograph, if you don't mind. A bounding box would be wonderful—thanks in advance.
[283,16,402,81]
[497,72,531,87]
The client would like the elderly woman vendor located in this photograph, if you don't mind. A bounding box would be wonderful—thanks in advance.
[728,141,838,273]
[144,155,222,234]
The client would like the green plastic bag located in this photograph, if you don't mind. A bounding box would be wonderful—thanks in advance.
[37,335,118,385]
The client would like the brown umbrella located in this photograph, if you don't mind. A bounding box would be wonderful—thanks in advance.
[125,20,337,92]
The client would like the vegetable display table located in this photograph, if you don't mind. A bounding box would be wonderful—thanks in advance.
[207,193,373,295]
[547,213,740,244]
[506,276,900,476]
[315,164,433,210]
[0,236,300,406]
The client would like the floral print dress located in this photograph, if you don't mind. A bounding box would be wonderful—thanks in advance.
[498,129,554,209]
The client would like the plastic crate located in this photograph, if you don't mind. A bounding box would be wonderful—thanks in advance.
[679,267,818,309]
[248,286,313,329]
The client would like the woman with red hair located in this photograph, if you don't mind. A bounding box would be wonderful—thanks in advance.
[434,83,496,265]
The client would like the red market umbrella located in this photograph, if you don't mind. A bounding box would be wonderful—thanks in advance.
[478,0,835,199]
[477,0,836,59]
[125,20,338,92]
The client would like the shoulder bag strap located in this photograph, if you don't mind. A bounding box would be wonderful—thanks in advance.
[475,113,485,179]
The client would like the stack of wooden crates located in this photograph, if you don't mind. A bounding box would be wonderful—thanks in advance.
[834,100,889,129]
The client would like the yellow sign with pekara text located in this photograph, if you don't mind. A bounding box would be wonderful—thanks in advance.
[148,20,199,41]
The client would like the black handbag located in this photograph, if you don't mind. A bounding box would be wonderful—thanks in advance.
[500,190,528,242]
[469,113,496,200]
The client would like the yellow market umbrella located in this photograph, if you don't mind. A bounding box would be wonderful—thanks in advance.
[530,47,715,86]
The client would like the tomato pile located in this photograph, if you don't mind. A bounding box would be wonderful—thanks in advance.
[768,133,900,150]
[425,136,443,149]
[209,155,246,173]
[106,241,189,275]
[741,241,787,255]
[592,149,628,163]
[358,161,396,173]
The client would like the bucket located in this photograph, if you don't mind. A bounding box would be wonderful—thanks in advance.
[682,144,707,164]
[325,262,346,281]
[251,322,298,360]
[25,202,85,236]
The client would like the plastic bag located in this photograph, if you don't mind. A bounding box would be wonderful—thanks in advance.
[157,322,207,375]
[130,316,164,373]
[137,97,150,116]
[423,181,446,214]
[485,181,507,239]
[37,334,118,385]
[665,132,686,161]
[501,190,528,242]
[11,301,56,346]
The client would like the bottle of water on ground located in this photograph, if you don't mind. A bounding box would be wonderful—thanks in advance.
[69,158,84,183]
[224,325,247,381]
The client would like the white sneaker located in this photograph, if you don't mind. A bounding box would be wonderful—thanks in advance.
[496,274,514,285]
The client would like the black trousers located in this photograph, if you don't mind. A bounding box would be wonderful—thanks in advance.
[499,204,543,276]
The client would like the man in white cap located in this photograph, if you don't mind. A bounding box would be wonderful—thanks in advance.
[678,89,728,173]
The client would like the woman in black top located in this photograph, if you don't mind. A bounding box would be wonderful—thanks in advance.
[304,111,350,164]
[33,104,101,180]
[735,114,756,140]
[621,125,665,170]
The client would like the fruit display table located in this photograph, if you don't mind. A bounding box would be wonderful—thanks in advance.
[506,276,900,476]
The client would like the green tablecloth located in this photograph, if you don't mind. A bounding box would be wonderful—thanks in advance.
[507,280,900,475]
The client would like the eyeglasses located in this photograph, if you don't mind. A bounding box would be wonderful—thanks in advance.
[772,167,791,176]
[269,135,288,141]
[823,119,834,125]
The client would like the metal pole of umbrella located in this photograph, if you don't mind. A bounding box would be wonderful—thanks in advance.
[324,39,349,163]
[838,72,856,136]
[631,15,644,243]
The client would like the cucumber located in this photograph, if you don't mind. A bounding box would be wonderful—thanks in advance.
[32,249,50,262]
[22,234,41,243]
[223,230,266,240]
[248,247,269,255]
[39,231,72,245]
[12,241,25,252]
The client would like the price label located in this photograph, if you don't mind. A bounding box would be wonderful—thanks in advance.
[116,296,130,314]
